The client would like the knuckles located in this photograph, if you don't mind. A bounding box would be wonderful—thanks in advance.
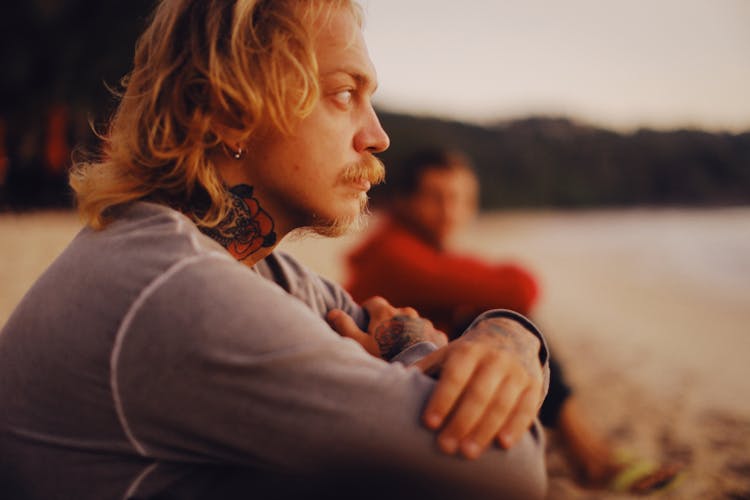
[362,295,392,312]
[432,331,449,346]
[401,306,419,317]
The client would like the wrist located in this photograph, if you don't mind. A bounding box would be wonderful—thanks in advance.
[473,317,539,352]
[390,341,438,366]
[463,309,546,365]
[373,315,430,360]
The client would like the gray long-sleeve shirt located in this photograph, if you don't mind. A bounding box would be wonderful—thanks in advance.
[0,202,549,499]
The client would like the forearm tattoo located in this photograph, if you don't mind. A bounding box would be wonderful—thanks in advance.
[472,318,539,375]
[199,184,277,260]
[373,315,429,360]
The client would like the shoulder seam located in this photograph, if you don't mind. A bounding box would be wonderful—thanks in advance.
[110,251,231,456]
[168,210,204,254]
[123,461,159,500]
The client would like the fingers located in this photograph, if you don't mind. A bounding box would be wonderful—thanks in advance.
[326,309,362,339]
[360,296,402,334]
[462,373,531,458]
[495,383,541,449]
[360,296,390,309]
[326,309,378,356]
[413,346,448,376]
[429,329,449,347]
[360,296,420,324]
[422,341,542,460]
[437,354,508,456]
[421,343,478,432]
[397,306,419,318]
[359,296,396,324]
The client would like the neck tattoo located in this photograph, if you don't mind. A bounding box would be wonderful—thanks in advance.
[200,184,277,261]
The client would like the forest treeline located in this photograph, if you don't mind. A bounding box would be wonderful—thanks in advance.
[3,110,747,211]
[1,2,747,210]
[374,112,750,209]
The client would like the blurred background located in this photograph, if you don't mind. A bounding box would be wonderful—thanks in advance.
[1,2,749,497]
[361,0,750,209]
[0,0,748,210]
[0,1,154,208]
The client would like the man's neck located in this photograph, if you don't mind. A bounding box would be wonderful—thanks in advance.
[198,184,282,267]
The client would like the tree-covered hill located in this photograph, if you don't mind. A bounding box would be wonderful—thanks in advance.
[374,111,750,209]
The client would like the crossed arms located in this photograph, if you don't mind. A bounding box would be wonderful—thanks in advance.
[328,296,548,460]
[117,256,550,498]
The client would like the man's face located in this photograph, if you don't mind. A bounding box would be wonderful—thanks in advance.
[404,167,479,246]
[245,7,389,237]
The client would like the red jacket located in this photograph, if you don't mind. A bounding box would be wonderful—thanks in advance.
[345,218,540,336]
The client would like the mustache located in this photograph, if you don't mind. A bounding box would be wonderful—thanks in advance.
[340,155,386,185]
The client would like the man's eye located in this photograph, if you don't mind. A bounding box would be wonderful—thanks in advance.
[333,89,353,105]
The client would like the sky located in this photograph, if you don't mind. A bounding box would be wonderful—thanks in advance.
[359,0,750,132]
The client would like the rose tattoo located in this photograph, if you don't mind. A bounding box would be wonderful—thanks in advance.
[200,184,277,260]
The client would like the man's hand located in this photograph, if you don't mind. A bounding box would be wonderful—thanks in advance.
[327,296,448,360]
[415,316,544,460]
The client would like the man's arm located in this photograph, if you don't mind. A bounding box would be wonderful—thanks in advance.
[116,258,547,499]
[327,296,448,361]
[263,252,447,365]
[279,250,548,460]
[329,303,549,460]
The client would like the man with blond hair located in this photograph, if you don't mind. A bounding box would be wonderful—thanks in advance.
[0,1,549,498]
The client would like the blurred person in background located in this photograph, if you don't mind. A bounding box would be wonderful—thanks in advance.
[346,147,682,494]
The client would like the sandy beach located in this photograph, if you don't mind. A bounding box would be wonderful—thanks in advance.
[2,207,749,499]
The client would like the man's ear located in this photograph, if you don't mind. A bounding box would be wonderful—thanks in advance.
[213,122,245,151]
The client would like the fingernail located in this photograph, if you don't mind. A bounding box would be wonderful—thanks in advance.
[439,436,458,454]
[460,440,481,459]
[424,412,441,429]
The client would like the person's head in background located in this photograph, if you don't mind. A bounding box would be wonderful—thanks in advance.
[388,148,479,249]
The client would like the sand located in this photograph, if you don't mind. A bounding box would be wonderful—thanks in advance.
[2,207,749,499]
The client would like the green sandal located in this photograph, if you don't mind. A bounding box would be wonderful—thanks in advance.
[609,457,684,495]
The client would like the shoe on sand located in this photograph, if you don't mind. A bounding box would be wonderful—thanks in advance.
[609,458,684,495]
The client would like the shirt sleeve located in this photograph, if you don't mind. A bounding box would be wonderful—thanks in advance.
[269,251,442,363]
[113,254,548,499]
[261,251,370,330]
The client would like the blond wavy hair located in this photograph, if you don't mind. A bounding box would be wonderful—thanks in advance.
[70,0,361,229]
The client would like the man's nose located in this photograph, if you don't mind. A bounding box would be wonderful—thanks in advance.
[355,104,390,154]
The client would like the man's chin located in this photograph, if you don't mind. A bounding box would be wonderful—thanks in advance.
[288,195,370,239]
[304,200,370,238]
[307,211,366,238]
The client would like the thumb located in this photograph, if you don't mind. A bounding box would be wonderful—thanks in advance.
[327,309,372,347]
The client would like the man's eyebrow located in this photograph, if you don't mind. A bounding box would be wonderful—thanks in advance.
[321,68,378,92]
